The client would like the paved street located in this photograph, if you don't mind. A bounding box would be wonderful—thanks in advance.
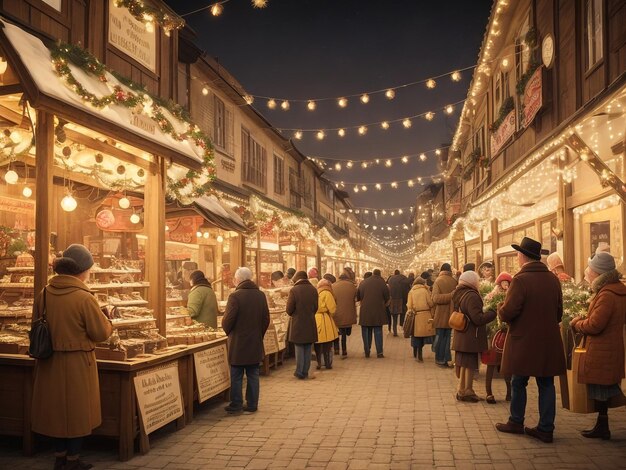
[1,329,625,470]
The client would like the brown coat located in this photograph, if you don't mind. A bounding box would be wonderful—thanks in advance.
[575,270,626,385]
[498,261,566,377]
[431,272,457,329]
[407,284,434,337]
[333,279,357,328]
[286,279,319,344]
[32,275,113,438]
[357,274,390,327]
[451,285,496,353]
[222,279,270,366]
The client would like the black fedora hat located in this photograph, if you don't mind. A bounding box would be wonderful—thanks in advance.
[511,237,542,260]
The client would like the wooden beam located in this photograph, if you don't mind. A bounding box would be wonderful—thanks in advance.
[34,110,54,296]
[0,84,23,96]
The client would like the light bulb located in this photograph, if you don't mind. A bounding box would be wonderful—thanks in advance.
[385,159,392,167]
[118,197,131,209]
[202,87,209,96]
[361,162,368,169]
[4,169,18,184]
[402,118,412,128]
[335,163,342,171]
[130,213,140,224]
[385,89,395,99]
[360,94,370,104]
[307,100,316,111]
[217,235,224,243]
[145,22,154,33]
[419,153,427,161]
[451,71,462,81]
[294,131,303,140]
[425,112,435,121]
[9,131,22,144]
[426,79,436,89]
[210,3,223,16]
[244,95,254,105]
[361,185,367,191]
[267,99,277,109]
[22,186,32,198]
[346,161,353,168]
[401,156,409,163]
[381,121,389,130]
[316,131,325,140]
[338,97,348,108]
[445,105,454,114]
[61,194,77,212]
[196,231,202,238]
[203,232,210,239]
[280,100,290,110]
[337,129,345,137]
[358,126,367,135]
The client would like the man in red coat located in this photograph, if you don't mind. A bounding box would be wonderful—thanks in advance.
[495,237,566,443]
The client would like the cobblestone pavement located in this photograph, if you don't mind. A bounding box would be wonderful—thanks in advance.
[1,328,625,469]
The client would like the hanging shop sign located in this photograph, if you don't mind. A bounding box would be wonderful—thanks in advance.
[263,324,279,355]
[589,221,610,255]
[193,343,230,403]
[0,196,35,215]
[490,110,516,156]
[166,217,196,244]
[133,361,183,435]
[108,0,157,72]
[522,67,543,128]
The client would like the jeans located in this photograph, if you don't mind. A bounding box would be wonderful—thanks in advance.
[230,364,260,410]
[54,437,84,456]
[294,343,313,378]
[509,375,556,432]
[434,328,452,364]
[361,326,383,355]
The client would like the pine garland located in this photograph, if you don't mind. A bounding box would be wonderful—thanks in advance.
[561,282,591,329]
[115,0,184,32]
[49,42,215,201]
[489,96,515,132]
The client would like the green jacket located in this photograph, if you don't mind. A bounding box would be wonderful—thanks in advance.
[187,284,218,328]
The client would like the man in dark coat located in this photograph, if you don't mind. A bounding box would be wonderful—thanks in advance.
[495,237,566,443]
[286,271,319,379]
[222,267,270,414]
[387,269,409,336]
[358,269,390,358]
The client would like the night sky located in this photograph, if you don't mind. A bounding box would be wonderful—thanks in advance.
[165,0,492,236]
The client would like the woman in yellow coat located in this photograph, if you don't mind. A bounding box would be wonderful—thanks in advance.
[407,277,435,362]
[314,278,339,369]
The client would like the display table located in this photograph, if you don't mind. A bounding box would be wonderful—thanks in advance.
[0,337,229,461]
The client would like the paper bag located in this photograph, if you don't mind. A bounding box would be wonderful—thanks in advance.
[567,346,595,414]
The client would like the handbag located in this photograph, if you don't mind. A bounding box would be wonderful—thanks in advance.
[566,336,595,413]
[28,289,53,360]
[403,309,416,338]
[492,328,507,353]
[448,291,471,332]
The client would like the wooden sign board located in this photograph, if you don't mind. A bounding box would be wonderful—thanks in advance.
[108,0,157,72]
[193,343,230,403]
[133,361,183,435]
[263,324,279,355]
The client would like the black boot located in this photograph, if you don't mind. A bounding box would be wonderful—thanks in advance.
[417,348,423,363]
[582,415,610,440]
[324,349,333,369]
[54,456,67,470]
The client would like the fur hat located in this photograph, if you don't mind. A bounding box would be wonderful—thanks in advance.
[458,270,480,289]
[53,244,94,275]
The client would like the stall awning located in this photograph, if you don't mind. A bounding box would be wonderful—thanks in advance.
[0,18,203,169]
[167,195,249,233]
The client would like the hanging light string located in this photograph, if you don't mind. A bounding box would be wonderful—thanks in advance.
[280,99,465,137]
[180,0,268,18]
[309,145,450,171]
[251,64,473,107]
[339,206,414,216]
[330,170,446,192]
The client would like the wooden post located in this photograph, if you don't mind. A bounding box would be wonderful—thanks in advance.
[559,152,575,276]
[491,219,499,272]
[144,156,166,335]
[34,111,54,296]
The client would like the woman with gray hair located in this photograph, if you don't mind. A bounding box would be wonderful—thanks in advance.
[286,271,319,379]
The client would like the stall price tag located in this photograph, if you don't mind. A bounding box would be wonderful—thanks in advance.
[263,324,279,355]
[193,343,230,403]
[133,361,183,435]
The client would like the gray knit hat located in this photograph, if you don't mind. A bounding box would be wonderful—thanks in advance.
[588,252,616,274]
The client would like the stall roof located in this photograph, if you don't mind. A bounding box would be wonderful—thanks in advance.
[0,18,204,169]
[167,195,249,233]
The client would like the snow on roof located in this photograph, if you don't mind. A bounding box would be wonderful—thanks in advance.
[0,18,203,166]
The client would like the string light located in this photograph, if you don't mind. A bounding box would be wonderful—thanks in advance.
[451,71,462,81]
[361,162,368,169]
[360,94,370,104]
[316,130,325,140]
[335,163,342,171]
[426,79,436,89]
[381,121,389,130]
[358,126,367,135]
[281,100,290,110]
[338,97,348,108]
[294,130,303,140]
[267,99,277,109]
[385,159,392,167]
[244,95,254,105]
[338,128,346,137]
[307,100,316,111]
[251,0,268,8]
[401,156,409,163]
[202,87,209,96]
[425,112,435,121]
[445,105,454,114]
[22,186,32,198]
[402,118,412,128]
[385,89,395,99]
[210,3,223,16]
[346,161,353,168]
[419,153,427,162]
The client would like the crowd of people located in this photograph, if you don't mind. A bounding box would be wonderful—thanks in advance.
[29,234,626,469]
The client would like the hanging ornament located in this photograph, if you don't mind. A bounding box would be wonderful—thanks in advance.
[425,79,436,89]
[385,89,395,99]
[62,146,72,157]
[95,153,104,164]
[307,100,316,111]
[360,94,370,104]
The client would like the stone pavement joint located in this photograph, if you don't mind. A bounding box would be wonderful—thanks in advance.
[0,328,625,469]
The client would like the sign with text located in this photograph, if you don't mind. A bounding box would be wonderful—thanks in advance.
[490,109,516,156]
[193,343,230,403]
[0,195,35,215]
[589,221,610,256]
[109,0,157,72]
[133,362,183,435]
[263,324,279,355]
[522,67,543,128]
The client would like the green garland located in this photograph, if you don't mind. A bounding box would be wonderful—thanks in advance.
[489,96,514,132]
[462,160,476,180]
[49,42,215,201]
[115,0,184,32]
[561,282,591,329]
[516,59,541,96]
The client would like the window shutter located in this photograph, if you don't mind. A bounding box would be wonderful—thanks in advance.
[225,107,234,156]
[191,80,214,140]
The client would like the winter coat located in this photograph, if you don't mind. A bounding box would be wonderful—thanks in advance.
[407,284,434,337]
[357,274,390,327]
[31,275,113,438]
[333,279,357,328]
[315,287,339,343]
[222,279,270,366]
[451,285,496,353]
[498,261,566,377]
[388,273,409,315]
[187,284,218,328]
[431,272,457,329]
[575,269,626,385]
[286,279,319,344]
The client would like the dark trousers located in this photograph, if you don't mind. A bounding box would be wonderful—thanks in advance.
[361,326,383,355]
[230,364,260,410]
[509,375,556,432]
[338,327,351,354]
[54,437,84,456]
[314,342,333,368]
[391,314,399,335]
[434,328,452,364]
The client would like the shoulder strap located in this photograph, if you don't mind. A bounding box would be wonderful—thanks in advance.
[454,291,472,312]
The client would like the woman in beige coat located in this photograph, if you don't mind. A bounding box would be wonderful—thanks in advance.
[31,244,112,470]
[407,277,434,362]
